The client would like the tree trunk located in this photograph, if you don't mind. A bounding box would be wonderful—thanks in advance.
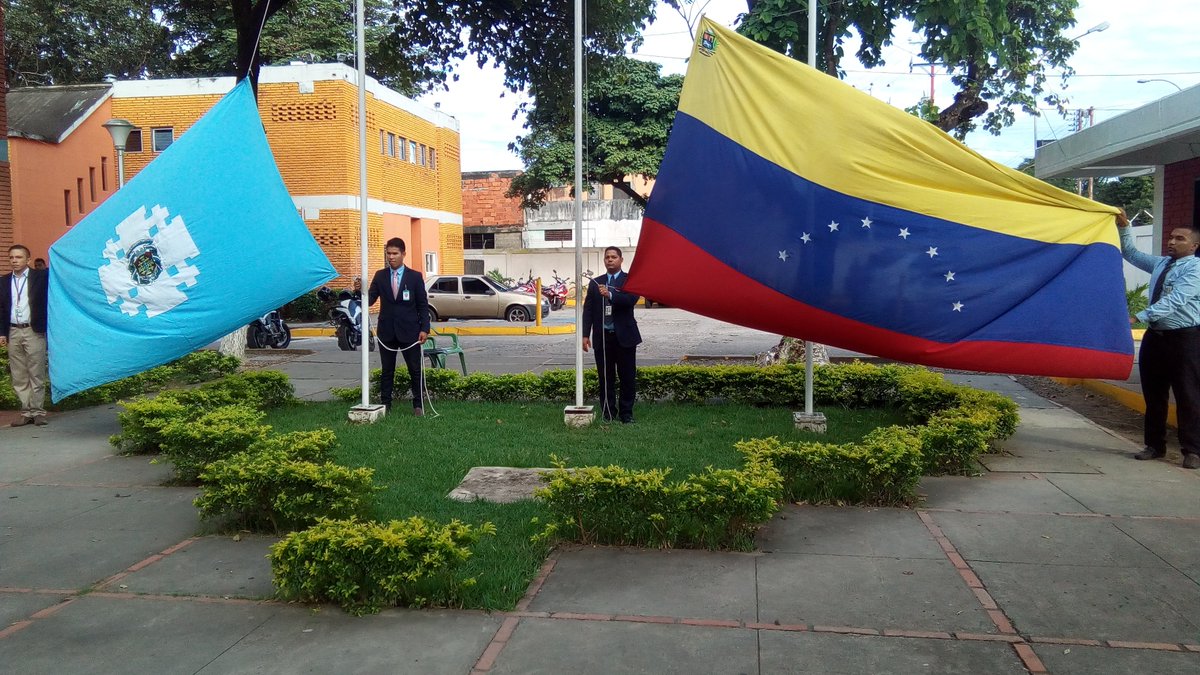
[756,336,830,366]
[233,0,292,94]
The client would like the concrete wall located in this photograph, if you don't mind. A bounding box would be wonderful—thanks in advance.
[1123,224,1155,291]
[466,248,638,288]
[522,200,643,249]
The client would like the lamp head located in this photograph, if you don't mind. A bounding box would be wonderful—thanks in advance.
[102,119,135,149]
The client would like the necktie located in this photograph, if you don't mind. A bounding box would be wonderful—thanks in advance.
[1150,260,1174,304]
[391,269,400,298]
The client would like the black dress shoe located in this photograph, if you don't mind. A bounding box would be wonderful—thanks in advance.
[1134,446,1166,461]
[10,417,33,427]
[620,417,634,424]
[33,416,47,426]
[1183,454,1200,470]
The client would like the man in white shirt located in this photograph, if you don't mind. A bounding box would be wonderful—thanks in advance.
[2,245,49,426]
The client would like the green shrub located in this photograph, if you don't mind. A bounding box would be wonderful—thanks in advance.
[159,405,271,483]
[675,463,783,549]
[282,290,325,322]
[171,350,240,383]
[195,446,374,532]
[111,393,193,454]
[247,429,338,463]
[204,371,295,409]
[270,516,496,615]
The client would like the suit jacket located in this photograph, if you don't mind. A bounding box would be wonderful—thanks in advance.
[582,271,642,348]
[1,268,49,336]
[367,265,430,345]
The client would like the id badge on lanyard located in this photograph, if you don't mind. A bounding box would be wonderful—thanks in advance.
[402,289,411,302]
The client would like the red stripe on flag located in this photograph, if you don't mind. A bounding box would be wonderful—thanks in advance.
[626,217,1133,379]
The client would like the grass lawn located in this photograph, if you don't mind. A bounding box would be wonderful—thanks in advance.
[263,400,909,610]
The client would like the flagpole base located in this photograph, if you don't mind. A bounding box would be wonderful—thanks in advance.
[564,405,595,428]
[793,411,827,433]
[348,404,386,424]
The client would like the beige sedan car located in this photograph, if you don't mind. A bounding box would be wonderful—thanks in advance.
[425,275,550,322]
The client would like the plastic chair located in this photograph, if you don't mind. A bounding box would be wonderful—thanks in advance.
[423,332,468,374]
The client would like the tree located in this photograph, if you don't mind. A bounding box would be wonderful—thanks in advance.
[738,0,1083,139]
[507,57,682,209]
[1093,176,1154,217]
[5,0,171,86]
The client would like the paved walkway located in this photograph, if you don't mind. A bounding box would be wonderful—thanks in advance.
[2,368,1198,673]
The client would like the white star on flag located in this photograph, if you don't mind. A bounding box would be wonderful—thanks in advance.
[898,228,910,239]
[926,246,939,258]
[828,221,839,232]
[861,217,872,229]
[944,271,955,282]
[801,232,812,244]
[778,250,790,261]
[952,301,964,312]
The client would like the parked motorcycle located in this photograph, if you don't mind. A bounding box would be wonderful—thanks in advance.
[510,270,537,295]
[543,270,568,311]
[317,286,374,351]
[247,309,292,349]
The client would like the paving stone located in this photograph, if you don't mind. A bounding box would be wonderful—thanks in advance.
[758,630,1028,674]
[529,547,758,620]
[756,554,994,634]
[0,486,125,529]
[203,606,501,674]
[0,594,279,674]
[23,455,175,487]
[0,525,194,589]
[490,617,758,675]
[1111,518,1200,583]
[114,535,277,599]
[1032,643,1200,674]
[757,505,944,559]
[1046,475,1200,517]
[941,374,1057,410]
[974,561,1200,643]
[931,511,1165,567]
[0,592,69,628]
[980,454,1101,474]
[919,475,1087,513]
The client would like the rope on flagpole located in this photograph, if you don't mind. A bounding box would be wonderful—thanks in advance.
[243,1,273,80]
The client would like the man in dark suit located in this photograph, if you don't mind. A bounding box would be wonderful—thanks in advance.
[582,246,642,423]
[367,237,429,415]
[2,245,49,426]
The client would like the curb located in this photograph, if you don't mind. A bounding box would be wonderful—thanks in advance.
[1051,377,1177,428]
[292,324,576,338]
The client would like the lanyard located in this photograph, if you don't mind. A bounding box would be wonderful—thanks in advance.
[12,273,27,306]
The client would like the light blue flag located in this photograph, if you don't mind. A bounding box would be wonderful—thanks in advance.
[48,79,337,400]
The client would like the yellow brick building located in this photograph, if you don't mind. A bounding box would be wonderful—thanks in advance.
[111,64,463,285]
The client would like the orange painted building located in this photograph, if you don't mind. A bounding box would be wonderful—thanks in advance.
[6,64,463,283]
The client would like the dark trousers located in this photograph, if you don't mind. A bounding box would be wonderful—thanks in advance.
[594,329,637,422]
[1138,328,1200,455]
[380,340,424,408]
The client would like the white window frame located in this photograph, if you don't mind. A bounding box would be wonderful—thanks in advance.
[151,127,174,152]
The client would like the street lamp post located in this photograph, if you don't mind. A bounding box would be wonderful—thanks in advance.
[1137,78,1183,92]
[102,119,135,189]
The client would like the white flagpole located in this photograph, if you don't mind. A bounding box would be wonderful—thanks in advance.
[356,0,371,408]
[573,0,584,408]
[805,3,817,417]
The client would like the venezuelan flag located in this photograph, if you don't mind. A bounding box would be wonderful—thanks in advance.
[626,18,1133,379]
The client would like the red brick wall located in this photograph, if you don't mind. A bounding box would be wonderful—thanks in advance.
[1162,158,1200,253]
[462,170,524,228]
[0,7,13,252]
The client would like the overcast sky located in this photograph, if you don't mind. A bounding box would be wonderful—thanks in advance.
[418,0,1200,173]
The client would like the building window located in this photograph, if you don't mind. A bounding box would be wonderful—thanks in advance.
[77,178,84,212]
[544,229,572,242]
[424,252,438,275]
[464,232,495,249]
[64,190,72,226]
[101,157,108,190]
[89,167,97,201]
[409,140,418,163]
[420,144,429,167]
[429,148,436,170]
[125,129,143,152]
[152,127,174,152]
[397,137,407,161]
[380,130,387,154]
[387,132,396,157]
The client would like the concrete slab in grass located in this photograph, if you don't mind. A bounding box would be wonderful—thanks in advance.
[529,547,758,620]
[756,554,994,634]
[0,525,194,589]
[1032,643,1200,675]
[931,511,1166,567]
[1046,475,1200,517]
[757,505,943,559]
[0,594,279,674]
[1112,518,1200,583]
[203,606,501,675]
[919,475,1086,513]
[758,630,1028,674]
[113,535,277,599]
[24,455,176,488]
[974,561,1200,643]
[490,617,758,675]
[0,592,70,628]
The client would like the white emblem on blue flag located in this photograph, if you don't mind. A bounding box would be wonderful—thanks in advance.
[99,205,200,317]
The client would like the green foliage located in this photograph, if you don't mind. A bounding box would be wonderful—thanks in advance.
[111,395,192,454]
[1127,283,1149,328]
[1094,176,1154,217]
[0,347,22,409]
[535,457,782,550]
[196,446,374,533]
[52,350,239,411]
[159,405,271,483]
[508,56,682,209]
[485,269,514,287]
[248,429,339,464]
[270,516,496,615]
[206,370,297,409]
[282,290,326,322]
